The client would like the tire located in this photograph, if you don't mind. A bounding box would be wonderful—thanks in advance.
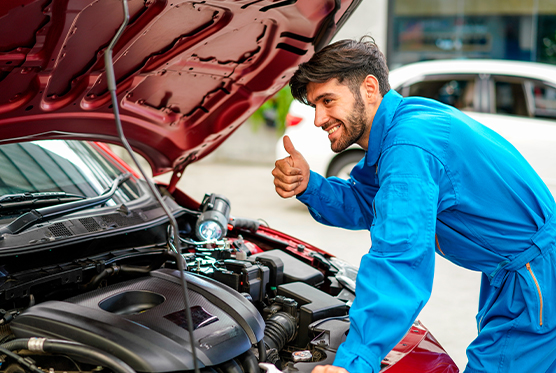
[326,150,365,179]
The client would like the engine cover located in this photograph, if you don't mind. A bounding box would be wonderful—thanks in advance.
[10,268,265,372]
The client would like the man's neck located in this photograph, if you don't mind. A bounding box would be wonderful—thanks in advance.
[357,94,383,151]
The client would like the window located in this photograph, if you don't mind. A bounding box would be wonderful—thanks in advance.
[0,140,141,208]
[493,78,528,116]
[388,0,556,68]
[404,76,478,111]
[530,81,556,119]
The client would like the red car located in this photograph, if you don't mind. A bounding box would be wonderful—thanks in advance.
[0,1,458,372]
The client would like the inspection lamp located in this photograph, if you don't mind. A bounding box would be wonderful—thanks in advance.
[195,194,231,241]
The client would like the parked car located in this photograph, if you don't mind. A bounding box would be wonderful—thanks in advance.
[277,60,556,192]
[0,1,457,373]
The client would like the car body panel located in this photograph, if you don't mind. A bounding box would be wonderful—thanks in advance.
[0,0,359,176]
[388,59,556,90]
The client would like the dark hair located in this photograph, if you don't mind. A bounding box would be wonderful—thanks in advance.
[289,35,390,105]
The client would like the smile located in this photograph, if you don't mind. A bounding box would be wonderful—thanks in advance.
[327,124,341,135]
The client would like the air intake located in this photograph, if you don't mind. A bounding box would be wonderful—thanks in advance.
[48,223,73,237]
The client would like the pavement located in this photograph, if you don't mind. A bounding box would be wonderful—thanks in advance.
[155,159,481,371]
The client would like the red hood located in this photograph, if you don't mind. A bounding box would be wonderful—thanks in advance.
[0,0,359,176]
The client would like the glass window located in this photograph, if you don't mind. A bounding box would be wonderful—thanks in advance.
[493,79,528,116]
[0,140,141,207]
[388,0,556,68]
[530,81,556,119]
[405,77,477,111]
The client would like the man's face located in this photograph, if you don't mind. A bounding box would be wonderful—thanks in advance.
[306,79,370,153]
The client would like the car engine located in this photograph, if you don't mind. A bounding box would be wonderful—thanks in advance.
[0,193,357,373]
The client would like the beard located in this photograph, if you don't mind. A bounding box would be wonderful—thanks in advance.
[330,97,368,153]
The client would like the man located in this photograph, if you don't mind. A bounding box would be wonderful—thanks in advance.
[272,36,556,373]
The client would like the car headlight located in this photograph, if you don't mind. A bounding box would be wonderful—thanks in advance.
[195,194,231,241]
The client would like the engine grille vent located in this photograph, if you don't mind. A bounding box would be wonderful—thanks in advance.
[48,223,73,237]
[100,213,145,228]
[79,217,102,233]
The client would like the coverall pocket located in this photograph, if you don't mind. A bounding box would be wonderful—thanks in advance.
[525,262,543,326]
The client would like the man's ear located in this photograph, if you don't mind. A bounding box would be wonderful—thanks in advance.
[362,74,380,103]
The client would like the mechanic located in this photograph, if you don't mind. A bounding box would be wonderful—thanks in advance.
[272,36,556,373]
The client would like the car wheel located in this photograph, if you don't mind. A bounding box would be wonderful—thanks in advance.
[326,151,365,179]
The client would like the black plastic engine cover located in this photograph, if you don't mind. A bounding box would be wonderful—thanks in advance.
[250,249,324,285]
[277,282,347,347]
[10,268,265,372]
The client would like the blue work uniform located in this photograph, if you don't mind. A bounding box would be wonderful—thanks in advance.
[297,90,556,373]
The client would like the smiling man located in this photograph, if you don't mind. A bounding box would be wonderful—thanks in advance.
[272,36,556,373]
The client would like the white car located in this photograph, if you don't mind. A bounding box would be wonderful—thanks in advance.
[277,60,556,192]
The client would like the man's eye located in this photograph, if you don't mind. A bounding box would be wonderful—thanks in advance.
[323,99,331,105]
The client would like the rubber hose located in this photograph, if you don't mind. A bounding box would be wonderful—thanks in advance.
[263,312,297,351]
[257,340,267,363]
[2,339,135,373]
[237,350,260,373]
[85,264,155,290]
[119,264,154,275]
[83,266,113,289]
[216,358,243,373]
[1,339,27,351]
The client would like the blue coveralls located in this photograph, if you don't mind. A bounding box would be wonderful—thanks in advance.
[297,90,556,373]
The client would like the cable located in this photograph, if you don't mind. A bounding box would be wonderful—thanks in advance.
[0,345,44,373]
[308,315,350,331]
[103,2,199,372]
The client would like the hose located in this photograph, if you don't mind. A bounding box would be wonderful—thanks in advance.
[237,350,260,373]
[263,312,297,352]
[257,340,267,363]
[1,338,135,373]
[0,345,43,373]
[215,358,242,373]
[82,264,153,290]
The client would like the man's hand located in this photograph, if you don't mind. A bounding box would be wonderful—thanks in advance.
[272,135,310,198]
[311,365,349,373]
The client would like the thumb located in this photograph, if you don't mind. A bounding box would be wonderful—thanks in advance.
[283,135,299,157]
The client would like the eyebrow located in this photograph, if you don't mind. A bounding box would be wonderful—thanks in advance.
[308,92,334,107]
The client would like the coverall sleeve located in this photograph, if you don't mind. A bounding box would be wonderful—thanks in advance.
[332,145,442,372]
[297,158,379,230]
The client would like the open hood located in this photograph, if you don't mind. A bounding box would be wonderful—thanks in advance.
[0,0,360,176]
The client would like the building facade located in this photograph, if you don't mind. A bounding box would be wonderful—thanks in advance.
[386,0,556,68]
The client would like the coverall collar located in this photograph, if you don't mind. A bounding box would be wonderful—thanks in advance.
[366,89,403,167]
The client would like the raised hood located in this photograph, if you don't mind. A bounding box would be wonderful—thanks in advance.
[0,0,359,176]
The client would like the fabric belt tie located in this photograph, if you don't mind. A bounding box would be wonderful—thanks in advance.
[489,212,556,288]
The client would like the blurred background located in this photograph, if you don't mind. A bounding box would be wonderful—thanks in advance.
[120,1,556,370]
[212,0,556,165]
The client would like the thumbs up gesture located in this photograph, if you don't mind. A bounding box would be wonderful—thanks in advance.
[272,136,310,198]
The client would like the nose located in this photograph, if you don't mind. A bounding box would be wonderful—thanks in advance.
[313,106,328,128]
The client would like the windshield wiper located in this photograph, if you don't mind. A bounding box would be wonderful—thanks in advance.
[0,192,87,212]
[0,173,131,238]
[0,191,86,204]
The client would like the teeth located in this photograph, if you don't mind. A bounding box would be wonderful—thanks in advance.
[328,126,339,134]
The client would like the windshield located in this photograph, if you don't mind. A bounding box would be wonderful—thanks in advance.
[0,140,141,209]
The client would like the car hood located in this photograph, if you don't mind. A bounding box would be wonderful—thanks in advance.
[0,0,359,176]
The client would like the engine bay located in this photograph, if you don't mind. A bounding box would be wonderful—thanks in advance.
[0,192,358,373]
